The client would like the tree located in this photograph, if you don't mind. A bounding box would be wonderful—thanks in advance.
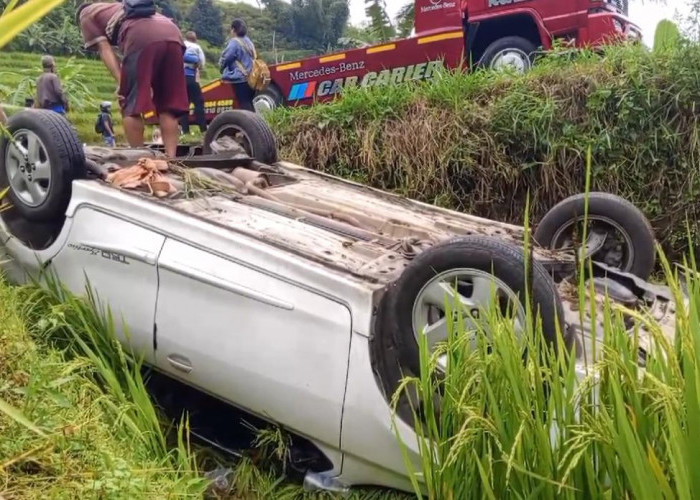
[396,1,414,37]
[364,0,395,42]
[156,0,180,21]
[189,0,225,46]
[682,0,700,41]
[287,0,350,52]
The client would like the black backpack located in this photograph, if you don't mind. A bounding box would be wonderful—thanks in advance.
[95,114,105,134]
[123,0,156,19]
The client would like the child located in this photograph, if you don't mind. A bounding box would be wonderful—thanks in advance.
[95,101,115,147]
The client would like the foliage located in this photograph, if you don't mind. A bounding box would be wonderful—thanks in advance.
[396,2,414,38]
[156,0,181,20]
[0,57,95,111]
[679,0,700,41]
[268,42,700,262]
[188,0,225,46]
[654,19,681,52]
[287,0,351,52]
[393,195,700,497]
[365,0,395,42]
[0,51,124,143]
[0,0,68,51]
[0,276,209,497]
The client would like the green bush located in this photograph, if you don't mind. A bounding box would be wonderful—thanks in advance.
[268,43,700,261]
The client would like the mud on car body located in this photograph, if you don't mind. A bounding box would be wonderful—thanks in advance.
[0,109,679,493]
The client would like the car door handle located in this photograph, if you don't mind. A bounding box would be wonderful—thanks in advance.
[167,355,193,374]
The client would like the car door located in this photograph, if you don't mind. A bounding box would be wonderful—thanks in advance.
[48,206,165,364]
[154,238,352,449]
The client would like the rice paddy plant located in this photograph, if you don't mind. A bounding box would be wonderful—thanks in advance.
[392,205,698,498]
[16,274,209,496]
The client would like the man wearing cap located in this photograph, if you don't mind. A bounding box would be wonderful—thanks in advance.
[76,2,188,158]
[36,55,69,115]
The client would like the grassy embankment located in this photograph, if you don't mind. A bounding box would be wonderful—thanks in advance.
[268,42,700,262]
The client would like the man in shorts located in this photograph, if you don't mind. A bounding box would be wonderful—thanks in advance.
[77,2,188,158]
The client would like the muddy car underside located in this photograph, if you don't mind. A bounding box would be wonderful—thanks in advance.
[0,109,683,493]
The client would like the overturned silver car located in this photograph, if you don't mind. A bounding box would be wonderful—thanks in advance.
[0,110,678,493]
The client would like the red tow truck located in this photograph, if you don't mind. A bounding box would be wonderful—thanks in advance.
[149,0,639,124]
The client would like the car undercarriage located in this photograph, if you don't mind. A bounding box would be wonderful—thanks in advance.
[0,109,683,493]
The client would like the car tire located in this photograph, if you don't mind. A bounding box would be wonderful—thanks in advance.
[534,192,656,280]
[203,110,278,164]
[253,84,284,114]
[380,235,569,378]
[479,36,537,72]
[0,110,85,222]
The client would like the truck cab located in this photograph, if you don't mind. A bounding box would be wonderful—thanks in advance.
[163,0,638,123]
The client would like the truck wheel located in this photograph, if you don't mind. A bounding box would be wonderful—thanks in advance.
[534,193,656,280]
[381,236,569,377]
[203,110,278,164]
[253,85,284,114]
[479,36,537,72]
[0,110,85,222]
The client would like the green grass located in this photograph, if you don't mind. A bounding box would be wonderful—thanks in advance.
[397,251,700,498]
[0,51,213,144]
[0,277,208,498]
[390,174,698,497]
[268,41,700,262]
[0,51,126,143]
[0,271,408,499]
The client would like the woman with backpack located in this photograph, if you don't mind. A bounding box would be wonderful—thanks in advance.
[219,19,257,112]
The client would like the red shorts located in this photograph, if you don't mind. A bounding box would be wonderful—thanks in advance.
[119,41,189,118]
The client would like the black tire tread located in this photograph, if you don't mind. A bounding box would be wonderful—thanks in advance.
[203,110,278,163]
[0,110,84,221]
[534,192,656,279]
[479,36,537,68]
[383,235,569,377]
[256,84,284,107]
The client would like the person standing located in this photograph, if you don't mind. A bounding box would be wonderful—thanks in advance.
[77,2,189,158]
[181,31,207,135]
[219,18,256,112]
[95,101,116,147]
[36,55,69,115]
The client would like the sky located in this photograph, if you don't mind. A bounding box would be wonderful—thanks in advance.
[223,0,692,46]
[346,0,691,45]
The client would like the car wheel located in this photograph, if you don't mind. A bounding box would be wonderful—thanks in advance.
[479,36,537,73]
[253,85,284,114]
[381,236,569,378]
[0,110,85,222]
[203,110,278,164]
[534,192,656,280]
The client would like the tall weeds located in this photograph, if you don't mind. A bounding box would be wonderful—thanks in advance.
[15,275,208,496]
[269,42,700,260]
[393,234,698,498]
